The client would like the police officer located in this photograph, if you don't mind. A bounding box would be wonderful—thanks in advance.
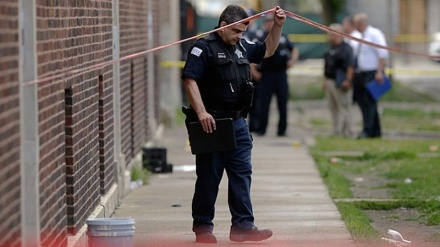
[252,15,298,137]
[243,12,262,133]
[182,5,286,244]
[323,23,354,137]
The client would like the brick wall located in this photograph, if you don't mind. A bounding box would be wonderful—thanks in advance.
[0,0,163,246]
[36,0,114,244]
[119,0,150,165]
[97,1,115,196]
[0,1,21,247]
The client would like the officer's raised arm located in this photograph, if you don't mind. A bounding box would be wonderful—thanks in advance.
[184,77,216,133]
[264,6,286,58]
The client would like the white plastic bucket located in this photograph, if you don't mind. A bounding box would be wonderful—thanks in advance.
[86,218,135,247]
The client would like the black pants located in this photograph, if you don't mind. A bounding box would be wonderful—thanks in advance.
[248,81,261,132]
[258,71,288,135]
[353,71,382,137]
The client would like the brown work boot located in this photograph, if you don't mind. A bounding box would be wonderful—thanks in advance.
[229,226,273,242]
[195,232,217,244]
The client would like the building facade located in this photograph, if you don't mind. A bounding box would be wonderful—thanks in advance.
[0,0,180,246]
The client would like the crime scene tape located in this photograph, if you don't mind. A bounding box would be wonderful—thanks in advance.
[24,7,440,86]
[285,10,439,60]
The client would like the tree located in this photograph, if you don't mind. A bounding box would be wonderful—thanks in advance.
[319,0,346,25]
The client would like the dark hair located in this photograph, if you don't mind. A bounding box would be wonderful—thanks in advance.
[218,5,249,26]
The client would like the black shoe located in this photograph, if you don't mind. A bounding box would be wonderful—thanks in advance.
[196,232,217,244]
[229,226,273,242]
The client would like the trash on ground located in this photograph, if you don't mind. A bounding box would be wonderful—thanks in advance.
[130,179,143,190]
[354,177,364,182]
[329,157,343,163]
[404,178,412,184]
[292,140,301,148]
[381,229,411,246]
[429,145,438,152]
[173,164,196,172]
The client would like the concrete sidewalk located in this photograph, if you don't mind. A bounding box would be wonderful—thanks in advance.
[113,122,355,246]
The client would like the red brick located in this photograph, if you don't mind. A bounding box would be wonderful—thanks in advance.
[0,1,21,246]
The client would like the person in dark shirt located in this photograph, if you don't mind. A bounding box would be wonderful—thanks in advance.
[242,18,264,133]
[249,15,298,137]
[182,5,286,244]
[323,23,354,137]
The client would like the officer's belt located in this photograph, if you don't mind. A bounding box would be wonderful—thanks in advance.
[208,109,242,120]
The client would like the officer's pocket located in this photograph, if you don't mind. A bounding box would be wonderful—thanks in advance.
[220,82,238,103]
[216,58,235,81]
[216,59,237,102]
[237,58,250,80]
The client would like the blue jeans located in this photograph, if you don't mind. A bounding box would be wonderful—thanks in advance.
[192,117,255,234]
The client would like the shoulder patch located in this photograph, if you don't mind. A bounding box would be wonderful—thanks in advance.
[191,47,203,57]
[280,36,287,44]
[244,39,255,45]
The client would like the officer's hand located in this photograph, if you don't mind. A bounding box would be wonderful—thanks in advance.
[342,80,352,91]
[287,59,295,69]
[198,112,216,133]
[273,6,286,27]
[252,70,262,82]
[250,64,261,82]
[375,71,384,84]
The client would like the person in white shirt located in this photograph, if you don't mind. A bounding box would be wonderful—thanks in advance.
[353,13,388,139]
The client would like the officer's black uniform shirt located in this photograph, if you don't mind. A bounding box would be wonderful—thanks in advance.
[261,33,293,72]
[182,32,266,83]
[246,29,294,72]
[323,41,354,79]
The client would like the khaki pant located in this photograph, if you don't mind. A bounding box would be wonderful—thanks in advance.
[325,79,353,137]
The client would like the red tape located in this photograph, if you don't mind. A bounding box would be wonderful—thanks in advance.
[23,8,439,86]
[285,10,440,60]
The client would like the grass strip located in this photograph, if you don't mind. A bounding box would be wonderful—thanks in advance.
[336,202,379,242]
[313,154,353,198]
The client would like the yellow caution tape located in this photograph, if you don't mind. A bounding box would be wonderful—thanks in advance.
[162,61,440,76]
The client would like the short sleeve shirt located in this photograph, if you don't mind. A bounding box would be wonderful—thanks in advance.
[258,31,294,72]
[324,42,354,79]
[182,33,267,82]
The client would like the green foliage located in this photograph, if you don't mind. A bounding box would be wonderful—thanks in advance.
[319,0,346,24]
[336,202,379,242]
[351,200,440,226]
[312,137,440,154]
[175,107,186,126]
[381,81,437,102]
[314,155,353,198]
[311,137,440,235]
[382,106,440,132]
[289,81,325,100]
[131,166,151,185]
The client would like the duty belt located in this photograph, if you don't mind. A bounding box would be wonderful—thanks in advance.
[208,109,242,120]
